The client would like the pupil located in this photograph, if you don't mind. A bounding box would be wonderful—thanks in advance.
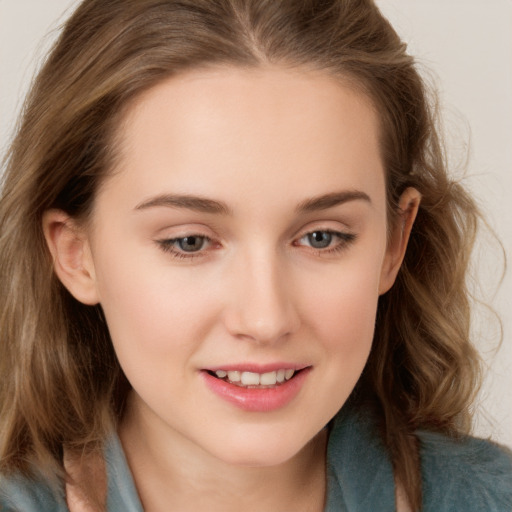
[308,231,332,249]
[179,236,203,252]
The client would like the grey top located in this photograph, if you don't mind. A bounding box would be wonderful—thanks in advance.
[1,405,512,511]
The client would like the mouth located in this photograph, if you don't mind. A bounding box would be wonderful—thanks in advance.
[201,365,311,412]
[205,368,300,388]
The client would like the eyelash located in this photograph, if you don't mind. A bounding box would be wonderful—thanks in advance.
[294,230,357,255]
[156,229,357,260]
[157,235,214,260]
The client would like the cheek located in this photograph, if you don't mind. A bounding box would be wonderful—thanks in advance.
[92,245,219,369]
[298,251,384,392]
[303,257,382,344]
[286,264,380,429]
[308,282,378,386]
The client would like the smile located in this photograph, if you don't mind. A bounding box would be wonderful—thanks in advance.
[202,366,310,412]
[210,369,296,387]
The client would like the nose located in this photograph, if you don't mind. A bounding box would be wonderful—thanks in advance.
[223,250,300,344]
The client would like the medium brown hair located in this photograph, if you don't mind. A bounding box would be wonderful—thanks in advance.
[0,0,481,508]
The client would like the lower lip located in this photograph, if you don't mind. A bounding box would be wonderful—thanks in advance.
[201,369,310,412]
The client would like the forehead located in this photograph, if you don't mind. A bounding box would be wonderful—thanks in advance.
[100,65,384,212]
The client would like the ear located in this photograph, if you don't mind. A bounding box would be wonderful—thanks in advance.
[379,188,421,295]
[42,209,99,305]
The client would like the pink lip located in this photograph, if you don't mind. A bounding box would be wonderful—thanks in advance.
[201,367,311,412]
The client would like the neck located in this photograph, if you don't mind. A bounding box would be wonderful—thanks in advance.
[119,392,328,512]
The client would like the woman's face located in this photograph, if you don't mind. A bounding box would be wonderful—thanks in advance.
[76,66,406,466]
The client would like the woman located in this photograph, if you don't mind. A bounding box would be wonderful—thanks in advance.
[0,1,511,510]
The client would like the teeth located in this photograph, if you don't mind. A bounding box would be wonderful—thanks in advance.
[241,372,260,385]
[285,369,295,380]
[213,368,297,386]
[260,371,277,386]
[227,370,241,382]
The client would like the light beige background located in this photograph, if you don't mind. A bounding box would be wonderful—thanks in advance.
[1,0,511,447]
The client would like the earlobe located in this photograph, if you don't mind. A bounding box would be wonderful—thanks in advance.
[379,188,421,295]
[42,209,100,305]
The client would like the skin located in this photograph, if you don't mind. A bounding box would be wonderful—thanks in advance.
[44,65,420,512]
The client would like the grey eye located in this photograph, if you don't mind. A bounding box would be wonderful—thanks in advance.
[306,231,333,249]
[177,236,207,252]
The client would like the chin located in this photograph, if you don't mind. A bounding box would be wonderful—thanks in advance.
[207,427,319,468]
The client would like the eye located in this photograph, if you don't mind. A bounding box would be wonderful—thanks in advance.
[174,235,208,252]
[295,229,356,252]
[305,231,334,249]
[157,234,212,258]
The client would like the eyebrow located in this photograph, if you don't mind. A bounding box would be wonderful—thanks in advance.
[135,194,232,215]
[134,189,371,215]
[295,190,371,213]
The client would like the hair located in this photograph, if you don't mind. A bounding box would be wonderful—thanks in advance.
[0,0,482,509]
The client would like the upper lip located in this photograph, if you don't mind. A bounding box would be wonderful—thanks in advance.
[203,363,310,373]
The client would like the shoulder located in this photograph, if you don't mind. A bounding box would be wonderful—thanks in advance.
[418,429,512,512]
[0,435,143,512]
[0,471,67,512]
[326,404,512,511]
